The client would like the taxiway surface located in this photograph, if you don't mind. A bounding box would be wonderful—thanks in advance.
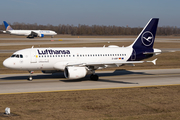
[0,38,180,46]
[0,69,179,94]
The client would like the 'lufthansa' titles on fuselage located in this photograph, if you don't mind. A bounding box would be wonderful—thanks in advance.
[37,49,70,55]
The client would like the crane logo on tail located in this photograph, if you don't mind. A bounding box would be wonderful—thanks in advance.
[141,31,154,46]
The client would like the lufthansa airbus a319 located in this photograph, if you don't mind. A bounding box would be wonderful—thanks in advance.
[3,18,161,81]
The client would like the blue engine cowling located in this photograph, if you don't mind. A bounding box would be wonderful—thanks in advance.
[39,34,44,37]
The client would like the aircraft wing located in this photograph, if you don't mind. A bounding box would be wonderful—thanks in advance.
[27,31,38,38]
[67,61,144,68]
[30,31,38,37]
[66,58,158,69]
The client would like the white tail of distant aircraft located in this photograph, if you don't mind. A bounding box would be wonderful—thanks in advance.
[3,18,161,81]
[2,21,57,38]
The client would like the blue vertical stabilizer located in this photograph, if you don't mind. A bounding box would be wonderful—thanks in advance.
[3,21,13,30]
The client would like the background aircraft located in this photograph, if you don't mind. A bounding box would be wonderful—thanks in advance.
[2,21,57,38]
[3,18,161,81]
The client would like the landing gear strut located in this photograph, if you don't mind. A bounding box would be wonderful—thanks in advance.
[27,71,34,81]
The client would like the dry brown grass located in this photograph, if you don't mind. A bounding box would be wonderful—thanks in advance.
[0,85,180,120]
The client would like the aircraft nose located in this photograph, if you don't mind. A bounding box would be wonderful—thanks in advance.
[3,58,12,68]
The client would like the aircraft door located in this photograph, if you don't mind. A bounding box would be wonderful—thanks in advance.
[30,50,37,63]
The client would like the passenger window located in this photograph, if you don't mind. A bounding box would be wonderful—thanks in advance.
[20,55,23,58]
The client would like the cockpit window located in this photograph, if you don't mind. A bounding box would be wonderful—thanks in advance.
[20,55,23,58]
[16,54,19,58]
[11,54,16,57]
[11,54,23,58]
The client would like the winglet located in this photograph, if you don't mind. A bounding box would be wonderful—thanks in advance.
[151,58,157,65]
[146,58,157,65]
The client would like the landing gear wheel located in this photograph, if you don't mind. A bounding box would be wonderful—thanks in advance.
[90,74,99,81]
[27,71,34,81]
[28,76,33,81]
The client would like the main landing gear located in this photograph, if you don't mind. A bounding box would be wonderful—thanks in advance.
[89,69,99,81]
[90,74,99,81]
[27,71,34,81]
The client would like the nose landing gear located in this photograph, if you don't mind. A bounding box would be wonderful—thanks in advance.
[27,71,34,81]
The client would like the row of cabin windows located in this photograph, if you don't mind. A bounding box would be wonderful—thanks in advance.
[39,54,126,58]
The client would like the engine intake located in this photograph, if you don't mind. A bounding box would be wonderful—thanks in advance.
[64,67,87,79]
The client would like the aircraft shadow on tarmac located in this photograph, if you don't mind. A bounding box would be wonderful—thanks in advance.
[1,69,153,84]
[61,69,152,84]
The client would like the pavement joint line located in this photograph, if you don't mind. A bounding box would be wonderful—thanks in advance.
[0,84,180,95]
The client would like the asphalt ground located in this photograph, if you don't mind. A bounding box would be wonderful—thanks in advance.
[0,69,179,94]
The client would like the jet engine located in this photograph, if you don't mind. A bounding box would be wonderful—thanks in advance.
[64,67,87,79]
[38,34,44,37]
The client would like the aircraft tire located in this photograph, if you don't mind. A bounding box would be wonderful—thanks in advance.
[90,74,99,81]
[28,76,33,81]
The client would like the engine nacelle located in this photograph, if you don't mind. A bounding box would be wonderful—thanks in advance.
[38,34,44,37]
[64,67,87,79]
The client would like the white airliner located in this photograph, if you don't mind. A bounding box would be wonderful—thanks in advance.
[2,21,57,38]
[3,18,161,81]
